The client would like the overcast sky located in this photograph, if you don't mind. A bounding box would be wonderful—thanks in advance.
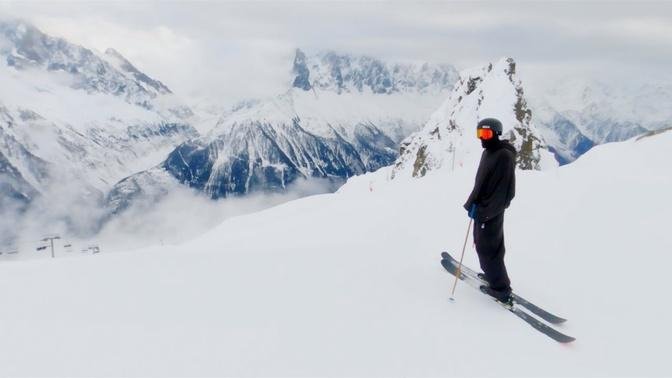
[2,1,671,106]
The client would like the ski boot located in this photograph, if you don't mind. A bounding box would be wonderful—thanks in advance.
[480,285,514,309]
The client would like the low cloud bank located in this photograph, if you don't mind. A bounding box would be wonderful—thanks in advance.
[1,176,339,260]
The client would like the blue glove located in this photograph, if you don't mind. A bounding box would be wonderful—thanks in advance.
[468,204,477,219]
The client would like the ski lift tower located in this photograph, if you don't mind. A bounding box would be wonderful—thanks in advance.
[41,236,61,258]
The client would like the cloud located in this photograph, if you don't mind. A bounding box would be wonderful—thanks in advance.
[1,1,671,106]
[96,177,337,252]
[1,165,336,258]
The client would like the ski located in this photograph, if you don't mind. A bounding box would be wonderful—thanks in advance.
[440,253,575,343]
[441,251,567,324]
[507,305,575,343]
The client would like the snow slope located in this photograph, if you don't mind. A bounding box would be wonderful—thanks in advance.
[0,126,669,375]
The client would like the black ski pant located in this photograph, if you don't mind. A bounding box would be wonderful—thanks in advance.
[473,212,511,297]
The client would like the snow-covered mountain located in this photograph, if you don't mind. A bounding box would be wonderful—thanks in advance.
[529,78,671,163]
[292,49,458,94]
[0,20,198,243]
[106,50,459,212]
[0,20,191,116]
[529,101,595,164]
[0,119,47,214]
[392,57,555,179]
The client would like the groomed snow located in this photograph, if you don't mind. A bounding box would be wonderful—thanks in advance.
[0,130,670,376]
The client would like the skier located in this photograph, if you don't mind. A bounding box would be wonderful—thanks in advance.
[463,118,516,306]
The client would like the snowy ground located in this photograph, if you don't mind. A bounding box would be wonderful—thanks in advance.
[0,131,670,376]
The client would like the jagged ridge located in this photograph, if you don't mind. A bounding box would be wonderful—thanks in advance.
[392,57,554,179]
[292,49,458,94]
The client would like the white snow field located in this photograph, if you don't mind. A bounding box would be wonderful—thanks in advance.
[0,130,671,377]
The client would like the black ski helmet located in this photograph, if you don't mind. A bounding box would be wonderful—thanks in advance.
[477,118,503,136]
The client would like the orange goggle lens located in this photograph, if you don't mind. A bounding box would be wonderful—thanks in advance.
[477,128,494,140]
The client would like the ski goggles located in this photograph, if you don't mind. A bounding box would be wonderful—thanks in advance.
[476,127,495,140]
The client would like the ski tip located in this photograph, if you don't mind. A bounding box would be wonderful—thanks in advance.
[441,251,451,260]
[557,335,576,344]
[440,258,452,270]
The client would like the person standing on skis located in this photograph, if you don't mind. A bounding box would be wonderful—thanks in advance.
[463,118,517,306]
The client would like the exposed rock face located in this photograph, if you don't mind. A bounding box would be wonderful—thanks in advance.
[292,49,312,91]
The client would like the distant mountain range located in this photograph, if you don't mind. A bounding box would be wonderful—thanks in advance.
[529,78,670,163]
[0,19,669,246]
[106,49,460,214]
[291,49,458,94]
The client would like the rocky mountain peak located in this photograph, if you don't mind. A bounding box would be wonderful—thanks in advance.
[290,49,458,95]
[0,19,182,114]
[104,48,172,95]
[292,48,312,91]
[391,57,553,179]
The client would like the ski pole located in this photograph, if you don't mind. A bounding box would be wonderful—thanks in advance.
[449,217,473,302]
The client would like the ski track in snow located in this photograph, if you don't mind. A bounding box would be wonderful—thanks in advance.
[0,126,670,375]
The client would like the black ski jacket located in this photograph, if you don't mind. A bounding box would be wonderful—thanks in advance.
[463,140,516,223]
